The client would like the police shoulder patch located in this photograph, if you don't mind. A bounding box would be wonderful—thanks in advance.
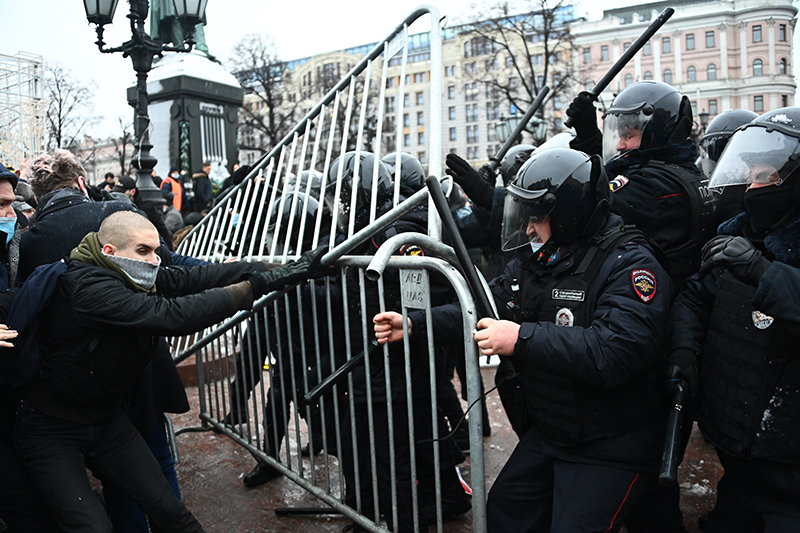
[631,269,657,302]
[399,244,424,257]
[609,176,630,192]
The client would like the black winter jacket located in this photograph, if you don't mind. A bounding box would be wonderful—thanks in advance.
[25,260,265,424]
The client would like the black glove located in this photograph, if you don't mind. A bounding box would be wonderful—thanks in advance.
[699,235,771,285]
[663,348,699,407]
[243,246,330,298]
[566,91,600,140]
[445,153,495,210]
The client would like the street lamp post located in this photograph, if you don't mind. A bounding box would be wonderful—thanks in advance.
[82,0,208,203]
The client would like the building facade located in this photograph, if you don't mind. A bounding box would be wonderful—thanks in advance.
[238,0,796,169]
[575,0,796,121]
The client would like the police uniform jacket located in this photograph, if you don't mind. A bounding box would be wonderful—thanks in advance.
[672,212,800,463]
[572,137,712,286]
[413,215,674,471]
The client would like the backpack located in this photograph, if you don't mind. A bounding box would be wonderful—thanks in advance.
[0,259,68,387]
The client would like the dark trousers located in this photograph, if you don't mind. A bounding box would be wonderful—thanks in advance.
[102,418,181,533]
[0,427,60,532]
[340,400,423,533]
[704,450,800,533]
[487,428,654,533]
[14,403,203,533]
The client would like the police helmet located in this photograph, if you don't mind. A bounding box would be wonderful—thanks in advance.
[602,81,693,164]
[285,170,324,201]
[499,144,535,186]
[709,107,800,190]
[700,109,759,177]
[266,193,321,257]
[502,148,610,254]
[381,152,425,194]
[326,151,393,233]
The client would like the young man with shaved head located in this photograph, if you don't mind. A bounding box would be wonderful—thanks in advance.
[14,211,325,532]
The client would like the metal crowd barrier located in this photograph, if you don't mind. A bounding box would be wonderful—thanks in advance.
[172,4,488,532]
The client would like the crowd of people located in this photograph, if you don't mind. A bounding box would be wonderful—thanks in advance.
[1,78,799,533]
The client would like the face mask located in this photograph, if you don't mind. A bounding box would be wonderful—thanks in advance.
[744,185,795,233]
[105,253,161,290]
[530,241,544,254]
[0,216,16,244]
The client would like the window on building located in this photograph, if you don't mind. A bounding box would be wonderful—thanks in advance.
[405,74,410,84]
[404,93,410,107]
[537,75,545,88]
[601,45,609,61]
[466,105,473,122]
[418,152,426,165]
[753,59,763,76]
[403,133,410,147]
[687,66,697,82]
[553,74,560,86]
[706,31,715,48]
[416,92,424,105]
[553,96,562,110]
[783,95,789,107]
[464,41,470,58]
[445,65,452,77]
[623,42,631,52]
[662,37,671,54]
[644,71,653,80]
[754,95,764,112]
[488,123,496,142]
[509,77,517,87]
[447,85,455,99]
[414,73,426,83]
[707,63,717,80]
[535,54,543,65]
[417,131,424,144]
[403,113,410,127]
[448,106,456,120]
[709,99,718,115]
[506,56,513,68]
[449,127,457,141]
[487,102,498,120]
[686,33,695,50]
[664,69,673,84]
[583,47,591,64]
[780,58,787,75]
[585,79,595,91]
[752,25,762,43]
[624,73,633,87]
[779,24,787,42]
[385,96,395,113]
[643,41,651,56]
[417,111,424,126]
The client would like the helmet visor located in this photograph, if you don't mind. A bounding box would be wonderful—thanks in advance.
[700,135,728,178]
[501,185,553,252]
[709,127,800,188]
[602,111,652,164]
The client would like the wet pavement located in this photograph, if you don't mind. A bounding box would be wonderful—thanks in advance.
[170,367,722,532]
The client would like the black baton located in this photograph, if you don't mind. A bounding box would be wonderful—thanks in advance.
[659,380,689,487]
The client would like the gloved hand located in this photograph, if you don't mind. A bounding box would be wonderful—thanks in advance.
[566,91,600,139]
[243,245,331,298]
[663,348,699,406]
[699,235,771,285]
[445,153,495,210]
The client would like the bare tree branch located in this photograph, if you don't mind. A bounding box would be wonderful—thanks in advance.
[44,65,97,151]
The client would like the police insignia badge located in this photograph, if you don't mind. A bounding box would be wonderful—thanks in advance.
[752,310,774,329]
[631,269,657,302]
[609,176,629,192]
[399,244,424,257]
[555,307,574,327]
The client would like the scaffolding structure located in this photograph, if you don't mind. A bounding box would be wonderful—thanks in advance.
[0,52,46,170]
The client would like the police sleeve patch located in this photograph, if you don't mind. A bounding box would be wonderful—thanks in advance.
[399,244,424,256]
[609,176,630,192]
[631,269,657,302]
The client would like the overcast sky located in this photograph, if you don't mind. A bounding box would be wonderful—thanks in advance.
[1,0,796,138]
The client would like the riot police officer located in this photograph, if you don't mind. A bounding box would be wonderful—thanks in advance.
[567,80,715,288]
[699,109,759,227]
[377,148,674,531]
[672,107,800,532]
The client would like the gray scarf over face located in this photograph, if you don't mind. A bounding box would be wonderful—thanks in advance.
[104,253,161,290]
